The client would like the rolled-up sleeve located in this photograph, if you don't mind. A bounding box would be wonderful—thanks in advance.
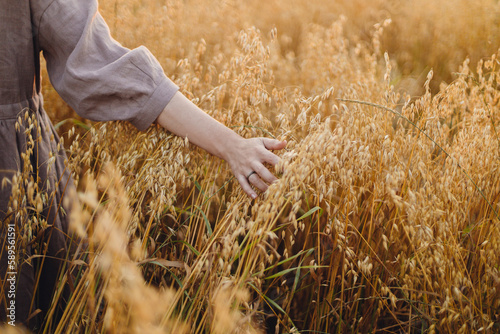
[32,0,178,130]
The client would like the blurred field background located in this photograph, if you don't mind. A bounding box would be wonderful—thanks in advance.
[23,0,500,333]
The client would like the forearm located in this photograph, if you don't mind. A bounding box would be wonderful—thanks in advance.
[155,91,242,161]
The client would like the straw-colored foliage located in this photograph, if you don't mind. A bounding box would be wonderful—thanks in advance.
[5,0,500,333]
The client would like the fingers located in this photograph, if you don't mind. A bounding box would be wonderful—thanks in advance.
[244,161,279,195]
[237,167,272,198]
[262,150,280,166]
[237,174,257,199]
[262,138,287,151]
[242,168,273,195]
[253,163,277,184]
[261,138,286,165]
[247,172,269,192]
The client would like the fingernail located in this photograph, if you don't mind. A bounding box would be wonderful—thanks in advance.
[251,193,257,199]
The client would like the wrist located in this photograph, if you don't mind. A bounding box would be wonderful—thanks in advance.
[216,129,245,163]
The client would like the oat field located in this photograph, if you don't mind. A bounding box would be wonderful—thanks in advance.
[9,0,500,333]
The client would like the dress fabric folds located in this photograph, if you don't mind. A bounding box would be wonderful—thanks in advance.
[0,0,178,329]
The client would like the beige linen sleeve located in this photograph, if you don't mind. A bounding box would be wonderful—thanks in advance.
[32,0,178,130]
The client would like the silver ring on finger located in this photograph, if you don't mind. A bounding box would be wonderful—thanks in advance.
[246,171,257,182]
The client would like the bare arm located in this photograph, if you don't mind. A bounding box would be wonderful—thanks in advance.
[156,91,286,199]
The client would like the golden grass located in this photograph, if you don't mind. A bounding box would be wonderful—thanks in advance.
[4,0,500,333]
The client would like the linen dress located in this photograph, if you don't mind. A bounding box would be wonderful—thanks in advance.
[0,0,178,329]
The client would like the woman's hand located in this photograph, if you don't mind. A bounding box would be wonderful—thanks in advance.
[156,92,286,198]
[223,137,287,199]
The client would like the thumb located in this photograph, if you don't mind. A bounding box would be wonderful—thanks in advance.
[262,138,287,151]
